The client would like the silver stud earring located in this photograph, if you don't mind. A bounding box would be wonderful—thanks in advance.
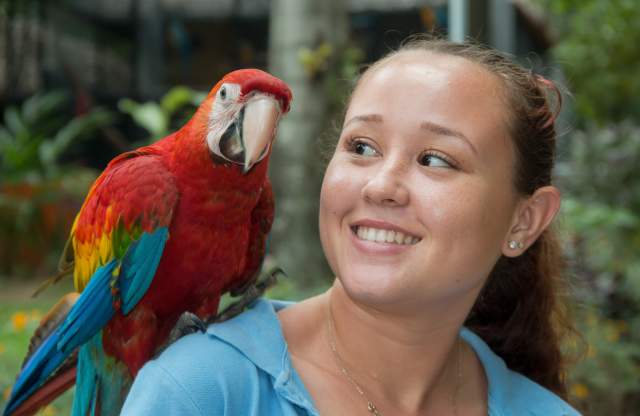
[508,240,524,249]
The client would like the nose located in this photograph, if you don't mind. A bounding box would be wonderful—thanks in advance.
[361,156,410,207]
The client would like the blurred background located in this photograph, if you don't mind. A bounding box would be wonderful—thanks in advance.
[0,0,638,414]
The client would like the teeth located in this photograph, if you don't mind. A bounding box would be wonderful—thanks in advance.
[354,226,420,245]
[386,231,395,243]
[366,227,376,241]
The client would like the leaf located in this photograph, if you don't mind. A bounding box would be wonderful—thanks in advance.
[118,99,167,138]
[0,126,12,148]
[190,91,206,106]
[45,108,114,164]
[160,86,196,116]
[4,107,26,137]
[21,90,68,125]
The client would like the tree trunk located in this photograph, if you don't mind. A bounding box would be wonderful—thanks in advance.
[268,0,348,287]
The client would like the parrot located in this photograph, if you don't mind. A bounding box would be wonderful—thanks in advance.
[3,68,292,416]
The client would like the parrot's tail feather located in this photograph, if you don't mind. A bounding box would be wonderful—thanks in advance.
[2,329,70,416]
[4,295,80,416]
[22,293,79,368]
[4,261,118,416]
[9,367,76,416]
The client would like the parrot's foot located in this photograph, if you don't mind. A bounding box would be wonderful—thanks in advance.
[214,266,287,323]
[167,312,207,344]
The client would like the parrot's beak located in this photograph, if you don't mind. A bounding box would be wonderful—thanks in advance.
[241,95,281,174]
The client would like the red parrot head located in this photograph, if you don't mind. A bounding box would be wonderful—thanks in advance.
[192,69,292,174]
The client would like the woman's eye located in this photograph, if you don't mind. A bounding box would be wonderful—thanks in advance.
[419,152,454,168]
[349,139,378,157]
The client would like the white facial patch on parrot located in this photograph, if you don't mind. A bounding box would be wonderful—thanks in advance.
[206,82,243,159]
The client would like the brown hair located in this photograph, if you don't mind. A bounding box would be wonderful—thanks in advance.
[354,37,574,398]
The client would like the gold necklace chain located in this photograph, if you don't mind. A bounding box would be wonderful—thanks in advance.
[326,301,462,415]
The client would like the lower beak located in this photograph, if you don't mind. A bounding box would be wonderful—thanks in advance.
[241,95,281,174]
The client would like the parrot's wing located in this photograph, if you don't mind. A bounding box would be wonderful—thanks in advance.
[3,150,178,416]
[71,149,177,295]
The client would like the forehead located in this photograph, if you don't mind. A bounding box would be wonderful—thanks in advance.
[346,51,510,147]
[351,51,505,111]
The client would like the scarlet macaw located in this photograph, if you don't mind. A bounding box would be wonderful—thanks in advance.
[3,69,292,416]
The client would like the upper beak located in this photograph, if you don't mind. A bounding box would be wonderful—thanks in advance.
[241,95,281,174]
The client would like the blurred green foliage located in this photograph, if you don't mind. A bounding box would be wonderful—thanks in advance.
[0,91,111,276]
[539,0,640,413]
[0,91,112,181]
[118,86,205,145]
[557,124,640,413]
[540,0,640,124]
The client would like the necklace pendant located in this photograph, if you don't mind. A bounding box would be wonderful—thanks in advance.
[367,401,380,415]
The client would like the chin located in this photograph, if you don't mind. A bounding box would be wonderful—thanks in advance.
[337,265,411,307]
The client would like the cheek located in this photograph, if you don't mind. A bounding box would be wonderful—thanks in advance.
[320,159,359,217]
[319,159,360,272]
[419,177,516,257]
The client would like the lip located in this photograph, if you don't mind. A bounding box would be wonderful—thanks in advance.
[348,219,421,255]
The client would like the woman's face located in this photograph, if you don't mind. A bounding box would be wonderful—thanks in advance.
[319,51,521,312]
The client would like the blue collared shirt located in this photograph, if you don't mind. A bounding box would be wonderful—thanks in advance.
[122,298,581,415]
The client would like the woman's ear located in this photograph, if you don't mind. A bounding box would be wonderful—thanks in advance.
[502,186,561,257]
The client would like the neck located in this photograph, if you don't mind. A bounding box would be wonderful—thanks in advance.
[327,281,475,414]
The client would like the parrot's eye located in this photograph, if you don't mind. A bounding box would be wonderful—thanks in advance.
[216,83,240,104]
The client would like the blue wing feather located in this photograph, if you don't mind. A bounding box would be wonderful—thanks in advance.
[3,228,169,416]
[57,260,118,353]
[119,227,169,314]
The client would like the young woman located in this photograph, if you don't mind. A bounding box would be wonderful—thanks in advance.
[122,38,580,415]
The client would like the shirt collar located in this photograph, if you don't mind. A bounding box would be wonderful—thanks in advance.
[461,327,579,415]
[460,327,510,412]
[206,298,292,379]
[206,299,320,414]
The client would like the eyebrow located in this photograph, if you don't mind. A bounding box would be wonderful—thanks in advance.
[420,121,478,155]
[343,114,478,155]
[343,114,383,128]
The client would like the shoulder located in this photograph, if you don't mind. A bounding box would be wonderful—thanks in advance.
[503,371,581,416]
[122,330,261,415]
[123,299,291,415]
[460,328,581,416]
[151,327,262,384]
[153,298,288,387]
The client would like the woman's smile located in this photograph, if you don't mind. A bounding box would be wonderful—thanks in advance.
[347,218,422,256]
[353,226,420,245]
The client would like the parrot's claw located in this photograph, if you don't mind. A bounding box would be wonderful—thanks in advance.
[167,311,207,344]
[214,266,286,323]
